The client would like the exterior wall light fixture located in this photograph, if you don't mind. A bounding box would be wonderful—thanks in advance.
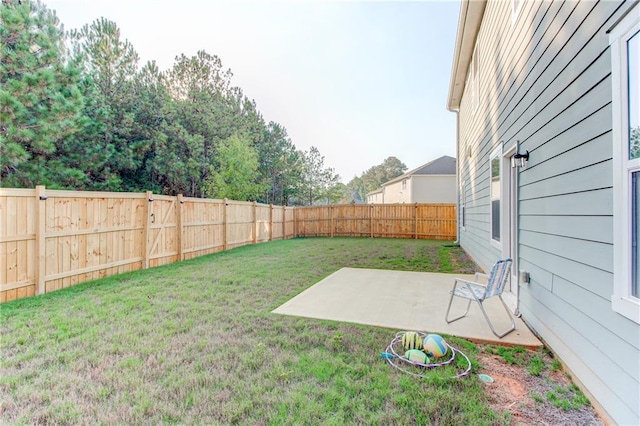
[511,150,529,168]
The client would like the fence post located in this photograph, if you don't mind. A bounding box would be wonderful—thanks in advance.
[269,204,274,241]
[253,201,258,244]
[223,198,228,251]
[35,185,46,295]
[414,203,418,239]
[294,207,298,237]
[143,191,153,269]
[330,205,334,238]
[177,194,184,261]
[370,204,374,238]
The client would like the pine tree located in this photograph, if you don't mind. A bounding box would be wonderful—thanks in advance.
[0,0,84,187]
[70,17,143,190]
[257,122,301,205]
[299,147,340,205]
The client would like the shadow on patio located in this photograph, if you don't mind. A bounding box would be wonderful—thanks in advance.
[273,267,542,348]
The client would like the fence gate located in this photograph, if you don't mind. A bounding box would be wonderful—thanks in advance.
[146,194,179,268]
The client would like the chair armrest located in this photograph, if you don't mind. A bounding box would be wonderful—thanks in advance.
[453,277,488,301]
[455,277,487,288]
[474,272,489,282]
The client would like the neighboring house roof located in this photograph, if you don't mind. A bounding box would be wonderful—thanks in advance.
[446,0,487,111]
[366,188,383,197]
[385,156,457,186]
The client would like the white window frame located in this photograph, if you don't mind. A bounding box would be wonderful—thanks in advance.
[401,179,407,190]
[610,5,640,324]
[490,146,502,249]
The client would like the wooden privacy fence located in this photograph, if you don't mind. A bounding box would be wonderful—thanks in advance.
[295,204,456,239]
[0,187,295,302]
[0,186,456,302]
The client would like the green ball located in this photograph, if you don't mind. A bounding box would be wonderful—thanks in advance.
[405,349,430,364]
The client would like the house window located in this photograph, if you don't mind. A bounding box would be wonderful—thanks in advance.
[610,4,640,323]
[402,179,407,190]
[490,148,501,245]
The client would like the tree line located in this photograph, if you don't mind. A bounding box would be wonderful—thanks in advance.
[0,0,408,204]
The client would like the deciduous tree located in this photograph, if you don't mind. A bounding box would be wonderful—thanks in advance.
[207,134,264,200]
[346,156,407,202]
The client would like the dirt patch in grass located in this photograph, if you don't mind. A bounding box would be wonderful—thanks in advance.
[477,348,603,425]
[442,244,478,274]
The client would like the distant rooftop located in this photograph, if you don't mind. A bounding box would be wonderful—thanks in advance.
[366,156,457,196]
[386,155,456,185]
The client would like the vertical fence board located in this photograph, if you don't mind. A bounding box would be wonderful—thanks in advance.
[0,189,38,301]
[177,194,184,262]
[6,195,17,294]
[0,195,7,301]
[0,194,8,299]
[256,204,271,243]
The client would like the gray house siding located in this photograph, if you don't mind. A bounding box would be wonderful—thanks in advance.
[451,1,639,424]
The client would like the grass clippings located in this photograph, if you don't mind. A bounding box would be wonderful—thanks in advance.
[0,238,600,425]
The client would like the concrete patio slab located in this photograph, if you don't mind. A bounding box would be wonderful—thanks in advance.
[273,267,542,347]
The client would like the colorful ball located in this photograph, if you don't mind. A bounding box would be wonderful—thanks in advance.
[405,349,430,364]
[423,334,448,358]
[401,331,423,350]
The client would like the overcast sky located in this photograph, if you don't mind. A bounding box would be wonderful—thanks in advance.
[45,0,460,183]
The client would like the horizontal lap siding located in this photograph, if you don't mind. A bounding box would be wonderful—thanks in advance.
[456,0,638,423]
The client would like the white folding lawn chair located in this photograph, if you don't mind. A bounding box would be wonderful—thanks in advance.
[445,258,516,338]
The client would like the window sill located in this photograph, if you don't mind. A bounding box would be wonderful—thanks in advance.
[612,295,640,324]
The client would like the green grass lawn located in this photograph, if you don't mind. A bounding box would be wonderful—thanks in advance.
[2,238,510,424]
